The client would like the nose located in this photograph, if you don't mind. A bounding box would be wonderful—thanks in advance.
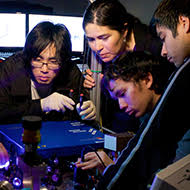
[161,43,167,57]
[41,63,49,72]
[118,98,128,110]
[95,39,103,53]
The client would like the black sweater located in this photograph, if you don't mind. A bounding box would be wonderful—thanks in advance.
[0,51,89,124]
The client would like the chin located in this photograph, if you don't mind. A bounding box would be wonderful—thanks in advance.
[100,56,113,63]
[103,59,113,63]
[37,80,51,85]
[135,112,142,118]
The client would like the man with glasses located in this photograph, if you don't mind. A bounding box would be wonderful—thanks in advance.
[0,21,96,123]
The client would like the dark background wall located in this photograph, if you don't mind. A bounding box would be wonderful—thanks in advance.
[120,0,162,24]
[0,0,162,24]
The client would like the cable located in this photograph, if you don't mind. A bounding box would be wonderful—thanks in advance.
[94,150,106,169]
[87,146,106,169]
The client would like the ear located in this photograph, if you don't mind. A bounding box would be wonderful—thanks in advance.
[179,15,190,33]
[144,72,153,89]
[123,22,128,38]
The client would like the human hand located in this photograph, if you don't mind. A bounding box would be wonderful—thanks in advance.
[0,143,9,168]
[76,100,96,120]
[41,92,75,113]
[83,69,96,89]
[75,151,114,172]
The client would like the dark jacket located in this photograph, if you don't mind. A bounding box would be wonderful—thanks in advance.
[101,19,162,133]
[96,59,190,190]
[0,51,89,124]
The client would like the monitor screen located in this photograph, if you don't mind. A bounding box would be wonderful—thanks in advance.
[29,14,84,52]
[0,13,26,47]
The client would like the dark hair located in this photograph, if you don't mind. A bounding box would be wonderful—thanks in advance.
[102,51,175,95]
[83,0,137,41]
[23,21,72,69]
[150,0,190,37]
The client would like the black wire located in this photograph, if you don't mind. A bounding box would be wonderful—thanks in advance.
[78,146,107,190]
[87,146,106,169]
[94,151,106,169]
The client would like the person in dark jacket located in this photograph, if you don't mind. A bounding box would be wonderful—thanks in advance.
[82,0,162,132]
[150,0,190,163]
[96,51,189,190]
[0,21,96,124]
[76,51,175,186]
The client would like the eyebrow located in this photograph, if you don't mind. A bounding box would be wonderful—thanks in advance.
[86,33,109,39]
[109,87,121,98]
[48,57,57,60]
[98,34,110,39]
[37,55,57,60]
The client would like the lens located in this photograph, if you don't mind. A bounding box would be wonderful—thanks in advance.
[12,177,22,188]
[22,116,42,144]
[22,116,42,130]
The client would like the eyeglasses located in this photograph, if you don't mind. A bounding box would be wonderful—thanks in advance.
[31,59,60,70]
